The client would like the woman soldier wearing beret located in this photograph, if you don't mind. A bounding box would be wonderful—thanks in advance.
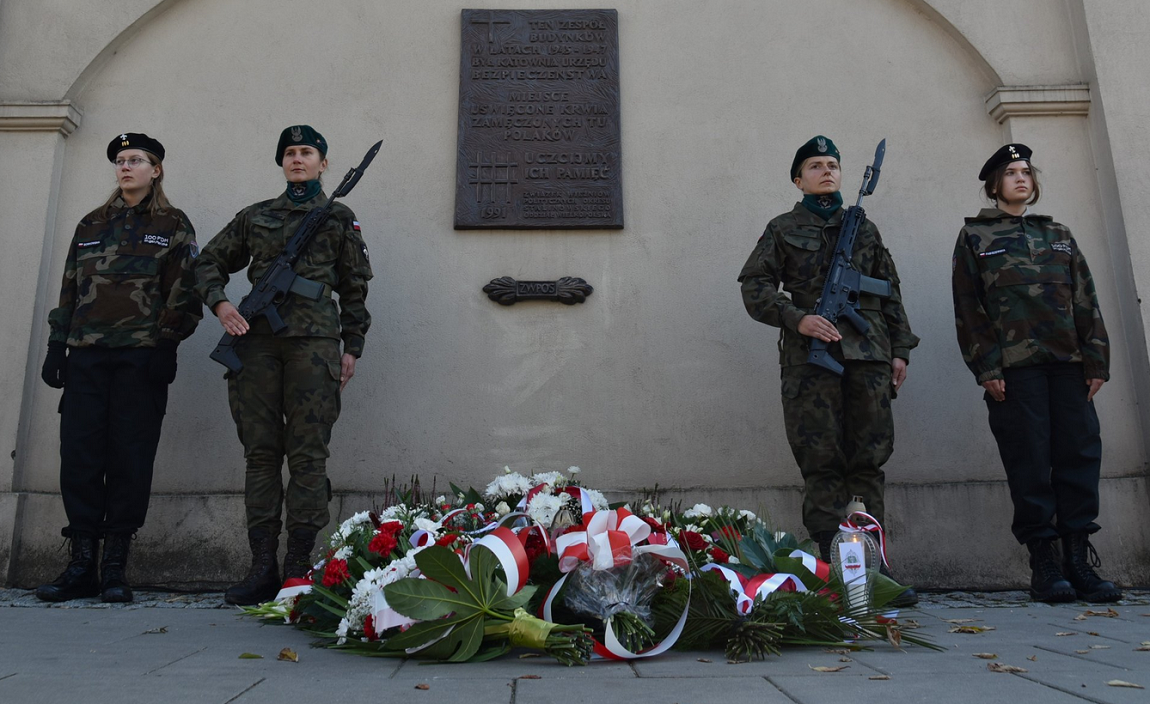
[195,125,373,605]
[952,144,1121,603]
[37,133,201,603]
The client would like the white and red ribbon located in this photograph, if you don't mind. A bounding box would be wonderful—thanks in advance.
[699,564,806,615]
[787,549,833,582]
[837,511,888,568]
[465,526,531,596]
[541,508,691,660]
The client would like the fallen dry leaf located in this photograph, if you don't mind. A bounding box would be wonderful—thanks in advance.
[869,675,891,680]
[972,653,998,659]
[1106,680,1144,689]
[886,624,903,649]
[1075,649,1090,654]
[141,626,168,635]
[987,662,1028,673]
[1074,614,1088,621]
[414,684,430,690]
[277,648,298,663]
[949,626,996,634]
[1136,646,1150,652]
[1083,608,1119,618]
[901,619,921,629]
[1055,632,1076,637]
[1027,655,1038,662]
[697,658,712,663]
[809,665,850,673]
[518,675,542,680]
[1087,631,1100,636]
[824,648,852,655]
[839,657,853,663]
[1090,645,1111,650]
[238,653,263,659]
[944,618,981,624]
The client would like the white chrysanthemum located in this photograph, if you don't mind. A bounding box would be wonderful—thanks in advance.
[495,501,511,516]
[334,546,352,560]
[530,471,567,488]
[379,503,408,522]
[567,466,581,474]
[738,509,757,522]
[484,471,534,499]
[435,495,447,506]
[683,503,713,519]
[583,488,609,511]
[526,492,564,527]
[335,617,350,644]
[414,516,439,534]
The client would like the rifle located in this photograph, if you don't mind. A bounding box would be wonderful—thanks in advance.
[209,140,382,372]
[806,139,892,376]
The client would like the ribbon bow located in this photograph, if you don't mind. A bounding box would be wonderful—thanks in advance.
[838,511,888,568]
[700,564,807,615]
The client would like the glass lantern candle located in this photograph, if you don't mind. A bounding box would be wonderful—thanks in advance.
[830,528,878,616]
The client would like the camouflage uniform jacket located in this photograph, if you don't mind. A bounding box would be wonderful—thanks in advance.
[738,203,919,366]
[48,197,201,347]
[951,207,1109,384]
[194,191,373,357]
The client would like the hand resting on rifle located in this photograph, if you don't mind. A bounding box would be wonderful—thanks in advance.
[213,301,249,336]
[798,314,841,343]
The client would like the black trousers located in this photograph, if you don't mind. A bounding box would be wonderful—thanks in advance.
[59,347,167,536]
[985,363,1102,545]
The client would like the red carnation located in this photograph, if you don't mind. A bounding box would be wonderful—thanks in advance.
[363,614,378,641]
[716,526,742,542]
[436,532,459,547]
[378,520,403,537]
[708,546,731,564]
[321,558,350,587]
[523,530,548,564]
[681,530,708,551]
[640,516,666,533]
[369,531,398,556]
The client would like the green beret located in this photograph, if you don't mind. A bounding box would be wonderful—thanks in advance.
[791,135,840,180]
[107,132,165,162]
[978,143,1032,181]
[276,125,327,166]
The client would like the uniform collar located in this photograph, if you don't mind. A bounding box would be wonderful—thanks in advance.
[790,201,844,226]
[267,189,328,212]
[965,207,1052,224]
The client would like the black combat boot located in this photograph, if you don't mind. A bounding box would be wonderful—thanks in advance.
[1062,533,1123,603]
[224,527,280,606]
[878,562,919,608]
[101,532,134,603]
[283,528,318,582]
[813,531,835,563]
[35,532,100,602]
[1027,538,1076,603]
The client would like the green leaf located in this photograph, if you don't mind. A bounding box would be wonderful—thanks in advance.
[869,569,908,610]
[738,534,774,572]
[490,584,536,612]
[381,619,457,651]
[446,616,485,662]
[773,552,828,591]
[309,583,350,608]
[469,642,512,662]
[383,578,460,620]
[356,555,375,574]
[414,546,471,593]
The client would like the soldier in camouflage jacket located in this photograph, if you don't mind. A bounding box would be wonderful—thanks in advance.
[37,133,201,605]
[952,143,1120,603]
[739,137,919,592]
[195,125,373,605]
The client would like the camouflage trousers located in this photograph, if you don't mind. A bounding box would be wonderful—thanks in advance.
[227,335,341,535]
[780,360,894,535]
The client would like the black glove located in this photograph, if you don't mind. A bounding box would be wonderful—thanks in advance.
[149,339,179,385]
[41,342,67,389]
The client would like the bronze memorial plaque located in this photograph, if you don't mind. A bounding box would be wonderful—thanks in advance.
[455,9,622,229]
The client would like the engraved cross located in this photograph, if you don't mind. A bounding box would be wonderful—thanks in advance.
[471,13,511,42]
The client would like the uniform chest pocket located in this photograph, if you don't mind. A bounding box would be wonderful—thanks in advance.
[990,267,1073,312]
[782,232,822,252]
[301,222,342,267]
[78,251,160,279]
[248,214,287,262]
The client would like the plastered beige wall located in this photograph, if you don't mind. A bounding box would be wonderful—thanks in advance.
[1,0,1147,587]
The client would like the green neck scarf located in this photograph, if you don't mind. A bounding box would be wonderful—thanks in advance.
[801,191,843,221]
[286,180,322,204]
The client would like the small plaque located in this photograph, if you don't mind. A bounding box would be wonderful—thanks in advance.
[455,9,623,229]
[482,276,594,305]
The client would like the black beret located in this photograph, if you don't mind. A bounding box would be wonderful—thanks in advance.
[979,143,1032,181]
[107,132,164,162]
[791,135,840,180]
[276,125,328,166]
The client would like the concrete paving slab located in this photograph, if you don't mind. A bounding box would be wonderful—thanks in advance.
[0,673,260,704]
[230,674,517,703]
[631,646,886,678]
[768,671,1096,704]
[399,652,637,679]
[1016,671,1150,704]
[515,675,790,703]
